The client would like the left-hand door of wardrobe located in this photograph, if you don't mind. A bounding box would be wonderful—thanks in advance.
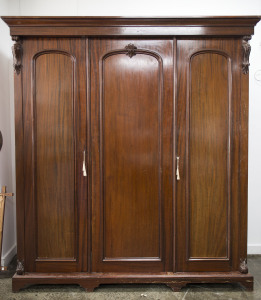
[22,38,88,272]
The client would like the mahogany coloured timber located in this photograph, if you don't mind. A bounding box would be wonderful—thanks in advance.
[12,272,253,292]
[20,38,88,273]
[176,39,242,272]
[90,38,174,273]
[1,16,260,292]
[2,16,260,37]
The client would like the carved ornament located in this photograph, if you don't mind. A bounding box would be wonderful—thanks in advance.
[16,259,24,275]
[125,44,137,58]
[239,258,248,274]
[242,36,251,75]
[12,36,23,75]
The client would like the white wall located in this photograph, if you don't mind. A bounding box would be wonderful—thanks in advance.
[0,0,260,257]
[0,0,17,267]
[7,0,261,16]
[248,20,261,254]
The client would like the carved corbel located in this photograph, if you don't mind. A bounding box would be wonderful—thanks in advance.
[16,259,24,275]
[242,36,251,75]
[239,258,248,274]
[125,43,137,58]
[12,36,23,75]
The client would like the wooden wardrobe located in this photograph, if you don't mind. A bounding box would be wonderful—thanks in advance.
[2,16,260,292]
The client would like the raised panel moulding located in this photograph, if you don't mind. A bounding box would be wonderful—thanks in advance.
[100,48,163,260]
[33,51,76,260]
[188,51,231,261]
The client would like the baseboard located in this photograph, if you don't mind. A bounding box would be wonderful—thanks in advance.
[1,243,16,267]
[248,244,261,254]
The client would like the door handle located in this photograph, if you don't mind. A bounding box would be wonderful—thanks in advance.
[82,150,87,177]
[176,156,180,181]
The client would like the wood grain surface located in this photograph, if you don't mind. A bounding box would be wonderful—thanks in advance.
[189,52,230,259]
[176,39,242,272]
[2,16,259,37]
[35,52,75,259]
[102,53,161,259]
[22,38,87,273]
[90,39,173,272]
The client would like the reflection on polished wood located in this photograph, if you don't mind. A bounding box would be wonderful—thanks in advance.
[189,52,230,259]
[103,53,160,259]
[2,16,259,36]
[21,38,88,273]
[91,39,174,273]
[35,52,75,259]
[176,38,245,273]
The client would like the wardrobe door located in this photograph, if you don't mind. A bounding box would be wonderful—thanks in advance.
[90,39,174,272]
[176,39,242,272]
[23,38,88,272]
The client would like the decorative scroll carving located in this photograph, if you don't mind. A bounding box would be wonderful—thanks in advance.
[125,44,137,58]
[239,258,248,274]
[242,36,251,75]
[16,259,24,275]
[12,36,23,75]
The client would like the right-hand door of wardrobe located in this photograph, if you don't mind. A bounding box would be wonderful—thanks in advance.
[176,39,242,272]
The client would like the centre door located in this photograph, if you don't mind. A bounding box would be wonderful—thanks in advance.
[90,39,174,272]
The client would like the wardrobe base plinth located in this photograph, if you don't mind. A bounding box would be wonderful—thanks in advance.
[12,272,254,292]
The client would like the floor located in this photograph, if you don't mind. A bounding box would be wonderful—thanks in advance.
[0,256,261,299]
